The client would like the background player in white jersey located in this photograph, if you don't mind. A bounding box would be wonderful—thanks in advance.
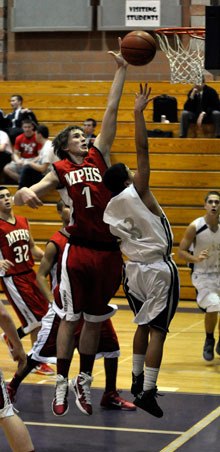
[0,299,34,452]
[178,191,220,361]
[103,83,179,418]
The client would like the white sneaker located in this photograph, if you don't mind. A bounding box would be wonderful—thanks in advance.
[69,372,93,415]
[52,374,69,416]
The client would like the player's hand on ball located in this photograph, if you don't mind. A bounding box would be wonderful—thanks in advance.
[108,37,128,68]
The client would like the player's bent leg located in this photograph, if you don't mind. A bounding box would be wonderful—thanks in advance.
[53,318,79,417]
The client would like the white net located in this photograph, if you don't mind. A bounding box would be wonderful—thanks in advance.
[156,32,205,84]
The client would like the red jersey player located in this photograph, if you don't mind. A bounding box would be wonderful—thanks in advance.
[14,39,128,416]
[7,200,135,412]
[0,186,53,375]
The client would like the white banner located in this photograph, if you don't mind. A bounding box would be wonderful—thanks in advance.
[125,0,160,27]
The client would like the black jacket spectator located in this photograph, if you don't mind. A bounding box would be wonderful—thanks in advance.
[184,84,220,121]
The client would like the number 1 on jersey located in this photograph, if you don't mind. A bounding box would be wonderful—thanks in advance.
[82,186,94,208]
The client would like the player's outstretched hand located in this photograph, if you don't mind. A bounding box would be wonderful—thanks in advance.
[108,37,128,68]
[134,83,156,112]
[14,187,43,209]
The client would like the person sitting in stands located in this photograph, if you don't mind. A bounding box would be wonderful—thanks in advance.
[3,119,41,183]
[0,130,13,181]
[19,124,58,188]
[82,118,97,149]
[179,77,220,138]
[4,94,38,145]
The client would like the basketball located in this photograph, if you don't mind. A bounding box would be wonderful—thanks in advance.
[121,31,157,66]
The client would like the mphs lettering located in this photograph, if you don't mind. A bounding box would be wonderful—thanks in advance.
[65,167,102,186]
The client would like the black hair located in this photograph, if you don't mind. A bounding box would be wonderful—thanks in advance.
[52,125,83,160]
[84,118,97,128]
[36,124,49,139]
[21,118,34,126]
[11,94,23,103]
[103,163,129,195]
[0,186,9,191]
[205,190,220,202]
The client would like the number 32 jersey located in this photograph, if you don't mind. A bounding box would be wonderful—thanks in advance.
[0,216,34,275]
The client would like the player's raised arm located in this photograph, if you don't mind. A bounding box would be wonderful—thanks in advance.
[94,38,128,165]
[132,84,154,191]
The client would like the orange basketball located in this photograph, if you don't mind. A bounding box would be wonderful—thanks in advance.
[121,31,157,66]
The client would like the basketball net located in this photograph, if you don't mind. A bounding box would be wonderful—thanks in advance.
[155,28,205,84]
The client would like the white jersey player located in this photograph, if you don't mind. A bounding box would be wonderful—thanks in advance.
[103,83,179,418]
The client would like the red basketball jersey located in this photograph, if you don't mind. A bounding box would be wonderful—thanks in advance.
[53,148,115,243]
[0,215,34,275]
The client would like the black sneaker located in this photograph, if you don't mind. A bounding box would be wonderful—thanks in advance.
[203,337,215,361]
[131,371,144,396]
[134,387,163,418]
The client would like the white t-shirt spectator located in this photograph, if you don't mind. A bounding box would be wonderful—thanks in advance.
[0,130,13,154]
[36,139,58,174]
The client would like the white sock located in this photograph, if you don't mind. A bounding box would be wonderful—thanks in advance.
[143,367,159,391]
[132,354,145,376]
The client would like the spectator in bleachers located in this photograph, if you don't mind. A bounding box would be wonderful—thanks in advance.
[4,94,38,145]
[0,130,13,180]
[19,124,58,188]
[3,119,41,183]
[82,118,97,148]
[179,78,220,138]
[0,109,7,132]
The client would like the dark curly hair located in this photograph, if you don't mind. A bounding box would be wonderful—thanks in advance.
[103,163,129,196]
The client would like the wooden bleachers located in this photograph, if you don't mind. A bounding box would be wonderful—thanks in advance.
[0,80,219,137]
[1,80,220,302]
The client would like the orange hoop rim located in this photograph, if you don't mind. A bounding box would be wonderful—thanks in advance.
[155,26,205,38]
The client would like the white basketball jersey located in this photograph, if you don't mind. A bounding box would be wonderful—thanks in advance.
[192,216,220,273]
[104,184,173,263]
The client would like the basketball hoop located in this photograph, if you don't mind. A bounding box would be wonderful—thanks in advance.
[155,27,205,84]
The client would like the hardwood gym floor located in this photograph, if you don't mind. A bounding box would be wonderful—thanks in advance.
[0,301,220,451]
